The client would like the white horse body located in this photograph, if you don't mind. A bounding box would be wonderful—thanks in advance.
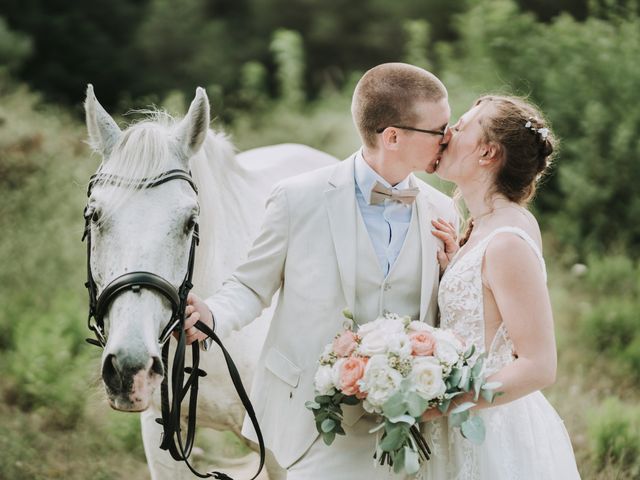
[84,87,338,479]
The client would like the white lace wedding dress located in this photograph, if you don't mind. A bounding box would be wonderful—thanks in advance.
[419,227,581,479]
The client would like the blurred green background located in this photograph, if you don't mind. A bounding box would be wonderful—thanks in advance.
[1,0,640,478]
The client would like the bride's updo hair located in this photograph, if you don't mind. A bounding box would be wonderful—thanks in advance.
[476,95,556,204]
[458,95,555,247]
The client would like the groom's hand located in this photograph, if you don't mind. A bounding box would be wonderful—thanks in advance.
[431,217,459,272]
[179,292,214,345]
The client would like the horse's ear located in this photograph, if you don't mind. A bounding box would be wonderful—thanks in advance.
[85,84,121,158]
[176,87,210,159]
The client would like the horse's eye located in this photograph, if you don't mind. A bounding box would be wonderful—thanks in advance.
[184,215,198,234]
[85,206,102,223]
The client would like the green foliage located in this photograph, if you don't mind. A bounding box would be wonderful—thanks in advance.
[270,29,306,107]
[0,16,32,75]
[0,85,96,429]
[579,255,640,378]
[440,0,640,256]
[403,20,431,70]
[588,397,640,475]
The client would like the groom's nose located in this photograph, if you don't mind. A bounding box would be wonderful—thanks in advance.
[440,126,452,146]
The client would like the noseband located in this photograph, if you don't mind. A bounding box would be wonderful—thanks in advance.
[82,168,264,479]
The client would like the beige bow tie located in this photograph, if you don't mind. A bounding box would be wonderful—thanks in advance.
[369,181,419,205]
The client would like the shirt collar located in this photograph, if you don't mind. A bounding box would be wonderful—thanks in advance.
[354,149,413,205]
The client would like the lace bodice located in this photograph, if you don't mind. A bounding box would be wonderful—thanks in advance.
[437,227,547,376]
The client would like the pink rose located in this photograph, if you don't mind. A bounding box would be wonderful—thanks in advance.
[333,330,358,358]
[410,331,436,356]
[339,356,368,398]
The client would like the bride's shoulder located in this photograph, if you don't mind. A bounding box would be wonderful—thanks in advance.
[483,221,545,278]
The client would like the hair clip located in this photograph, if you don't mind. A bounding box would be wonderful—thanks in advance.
[524,119,549,141]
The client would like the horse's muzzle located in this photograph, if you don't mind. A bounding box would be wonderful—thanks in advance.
[102,352,164,411]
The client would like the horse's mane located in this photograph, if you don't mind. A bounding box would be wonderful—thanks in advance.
[91,109,257,298]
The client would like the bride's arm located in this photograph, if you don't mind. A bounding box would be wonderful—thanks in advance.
[423,233,556,420]
[477,233,557,405]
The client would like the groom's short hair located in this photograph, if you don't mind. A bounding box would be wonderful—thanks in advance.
[352,63,447,148]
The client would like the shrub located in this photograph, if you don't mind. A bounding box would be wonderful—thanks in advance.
[588,397,640,475]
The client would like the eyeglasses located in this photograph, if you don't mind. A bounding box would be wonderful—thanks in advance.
[376,125,447,137]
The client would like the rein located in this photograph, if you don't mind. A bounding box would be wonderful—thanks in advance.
[83,169,265,479]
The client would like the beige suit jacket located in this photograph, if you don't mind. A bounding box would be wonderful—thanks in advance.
[206,154,457,468]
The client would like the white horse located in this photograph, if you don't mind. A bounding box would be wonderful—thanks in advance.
[84,85,338,479]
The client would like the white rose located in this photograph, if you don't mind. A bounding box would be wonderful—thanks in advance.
[433,330,464,366]
[331,358,346,388]
[410,357,446,401]
[360,355,403,412]
[386,332,412,358]
[314,365,336,395]
[358,316,405,339]
[407,320,435,333]
[358,329,390,356]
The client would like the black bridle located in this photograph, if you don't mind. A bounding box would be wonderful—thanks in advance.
[83,169,265,479]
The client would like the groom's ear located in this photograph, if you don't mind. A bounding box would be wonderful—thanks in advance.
[380,127,401,151]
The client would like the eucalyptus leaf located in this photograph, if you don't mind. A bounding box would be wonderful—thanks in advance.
[305,400,321,410]
[322,430,336,445]
[393,448,406,474]
[388,414,416,426]
[383,392,407,418]
[460,416,486,444]
[448,367,462,387]
[404,446,421,475]
[406,392,429,417]
[316,395,333,405]
[482,381,503,390]
[379,426,405,452]
[321,418,336,433]
[449,409,469,428]
[464,344,476,359]
[471,357,484,378]
[342,395,360,405]
[450,401,476,415]
[481,388,497,404]
[458,366,471,391]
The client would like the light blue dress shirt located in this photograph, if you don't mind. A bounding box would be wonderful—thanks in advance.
[354,151,414,277]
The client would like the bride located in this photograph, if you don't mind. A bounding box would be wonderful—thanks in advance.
[421,95,581,479]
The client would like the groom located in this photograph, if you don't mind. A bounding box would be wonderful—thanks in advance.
[184,63,457,478]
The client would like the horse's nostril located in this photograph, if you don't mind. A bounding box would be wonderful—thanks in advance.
[150,356,164,377]
[102,353,123,392]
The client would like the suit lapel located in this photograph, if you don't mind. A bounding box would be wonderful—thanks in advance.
[324,155,358,314]
[414,181,438,323]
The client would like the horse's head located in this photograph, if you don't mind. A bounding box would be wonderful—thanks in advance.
[84,85,210,411]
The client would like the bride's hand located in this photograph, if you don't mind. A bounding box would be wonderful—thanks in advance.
[431,218,459,272]
[421,406,444,422]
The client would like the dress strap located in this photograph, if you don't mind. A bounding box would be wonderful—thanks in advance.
[479,226,547,282]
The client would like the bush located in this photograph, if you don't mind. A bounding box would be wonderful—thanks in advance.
[578,255,640,381]
[588,397,640,475]
[2,290,97,429]
[438,0,640,257]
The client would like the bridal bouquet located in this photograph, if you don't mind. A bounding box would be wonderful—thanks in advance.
[305,310,501,475]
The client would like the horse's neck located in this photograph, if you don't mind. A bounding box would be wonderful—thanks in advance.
[190,132,261,298]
